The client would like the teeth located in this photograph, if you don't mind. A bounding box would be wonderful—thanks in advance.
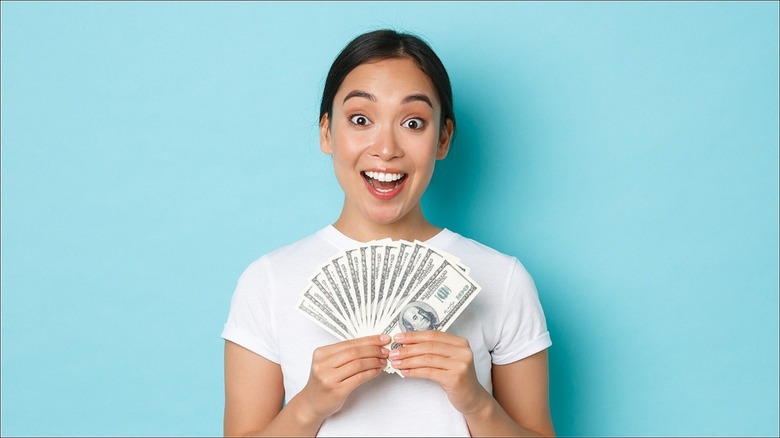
[364,171,405,182]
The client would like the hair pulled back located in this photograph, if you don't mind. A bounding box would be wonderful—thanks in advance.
[320,29,455,133]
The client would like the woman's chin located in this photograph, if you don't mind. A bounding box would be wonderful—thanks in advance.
[366,212,406,226]
[364,203,424,226]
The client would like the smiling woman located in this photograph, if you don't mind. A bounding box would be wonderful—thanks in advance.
[321,57,452,236]
[221,29,554,437]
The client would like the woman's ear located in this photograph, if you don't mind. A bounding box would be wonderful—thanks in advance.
[320,114,332,155]
[436,119,454,160]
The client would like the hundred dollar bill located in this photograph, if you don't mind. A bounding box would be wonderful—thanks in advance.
[297,286,351,341]
[367,240,391,332]
[373,242,400,333]
[358,246,370,332]
[319,263,361,335]
[375,243,443,332]
[309,271,357,338]
[344,248,366,332]
[380,258,481,374]
[376,241,413,328]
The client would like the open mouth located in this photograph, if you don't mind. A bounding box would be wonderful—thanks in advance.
[362,171,407,193]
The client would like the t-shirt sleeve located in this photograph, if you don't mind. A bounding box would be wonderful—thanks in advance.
[491,259,552,365]
[221,257,280,364]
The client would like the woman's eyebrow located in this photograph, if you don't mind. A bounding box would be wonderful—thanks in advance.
[343,90,433,109]
[343,90,376,103]
[401,93,433,108]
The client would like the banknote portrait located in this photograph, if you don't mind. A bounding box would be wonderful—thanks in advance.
[399,301,439,332]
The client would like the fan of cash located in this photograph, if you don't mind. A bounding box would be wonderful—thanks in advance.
[297,238,481,374]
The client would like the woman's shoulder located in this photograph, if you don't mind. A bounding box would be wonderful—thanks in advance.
[241,226,341,275]
[439,230,521,268]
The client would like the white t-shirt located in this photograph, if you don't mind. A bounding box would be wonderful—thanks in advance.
[222,226,551,437]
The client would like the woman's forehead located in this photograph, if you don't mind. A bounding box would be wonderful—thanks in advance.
[336,58,439,105]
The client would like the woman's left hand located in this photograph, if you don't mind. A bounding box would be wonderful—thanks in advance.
[388,330,491,416]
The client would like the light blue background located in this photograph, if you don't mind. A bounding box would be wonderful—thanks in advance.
[2,2,778,436]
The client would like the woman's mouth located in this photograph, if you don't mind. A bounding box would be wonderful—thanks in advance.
[362,171,407,199]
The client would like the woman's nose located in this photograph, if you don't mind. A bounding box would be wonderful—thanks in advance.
[369,125,403,161]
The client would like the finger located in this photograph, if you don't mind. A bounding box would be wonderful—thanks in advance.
[391,353,452,372]
[313,334,390,362]
[393,330,468,347]
[339,366,383,392]
[333,334,392,352]
[396,365,447,383]
[334,356,388,383]
[327,344,390,369]
[390,341,462,361]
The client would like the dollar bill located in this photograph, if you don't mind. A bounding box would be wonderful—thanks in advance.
[297,286,351,341]
[296,238,481,376]
[380,258,481,374]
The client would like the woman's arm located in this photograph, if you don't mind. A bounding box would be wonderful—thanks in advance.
[390,331,554,437]
[224,341,287,436]
[491,350,555,436]
[224,335,391,437]
[475,349,555,437]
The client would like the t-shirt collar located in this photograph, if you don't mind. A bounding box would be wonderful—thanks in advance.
[319,225,457,251]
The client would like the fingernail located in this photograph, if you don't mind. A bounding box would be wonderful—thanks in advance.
[380,348,389,355]
[391,360,402,366]
[389,349,400,358]
[394,333,405,342]
[380,334,390,343]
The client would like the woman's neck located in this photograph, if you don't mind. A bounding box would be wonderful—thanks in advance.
[332,208,442,243]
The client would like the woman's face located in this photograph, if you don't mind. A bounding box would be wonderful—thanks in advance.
[320,57,453,229]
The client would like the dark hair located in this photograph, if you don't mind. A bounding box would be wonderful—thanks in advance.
[320,29,455,133]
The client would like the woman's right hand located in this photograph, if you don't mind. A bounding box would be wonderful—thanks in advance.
[298,334,391,422]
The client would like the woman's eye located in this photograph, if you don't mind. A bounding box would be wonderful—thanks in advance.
[402,118,425,130]
[350,115,371,126]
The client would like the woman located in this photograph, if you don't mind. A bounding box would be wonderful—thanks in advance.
[222,29,554,436]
